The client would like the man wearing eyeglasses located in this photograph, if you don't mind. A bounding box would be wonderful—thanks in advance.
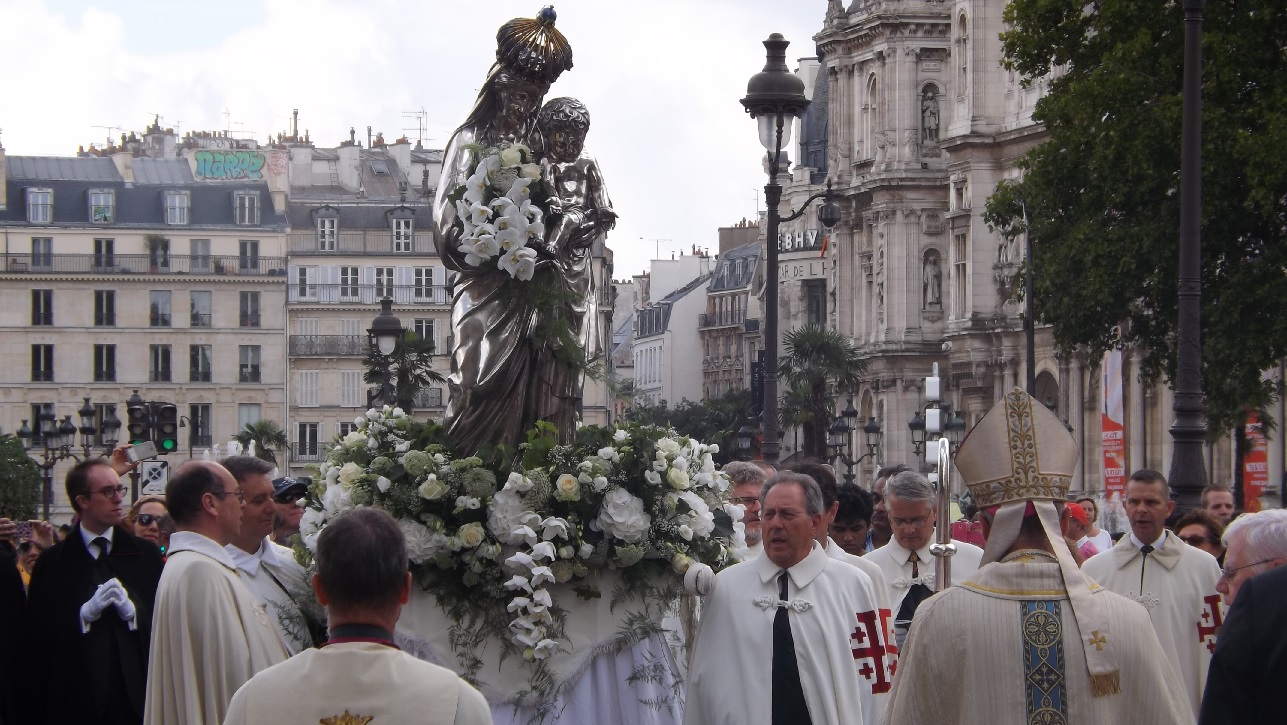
[144,460,288,725]
[722,461,767,555]
[1082,469,1222,717]
[1199,510,1287,725]
[26,458,165,725]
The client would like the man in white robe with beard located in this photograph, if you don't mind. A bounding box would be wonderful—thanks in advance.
[1082,469,1222,717]
[884,389,1192,725]
[685,472,884,725]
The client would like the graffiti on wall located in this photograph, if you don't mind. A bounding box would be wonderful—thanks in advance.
[194,150,266,180]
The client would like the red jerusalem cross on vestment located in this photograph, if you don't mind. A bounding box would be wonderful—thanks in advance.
[851,609,894,693]
[1196,594,1224,654]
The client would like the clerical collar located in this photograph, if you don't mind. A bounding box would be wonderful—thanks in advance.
[324,623,399,649]
[1128,531,1167,551]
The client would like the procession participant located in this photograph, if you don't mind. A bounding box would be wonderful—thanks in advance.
[269,475,308,547]
[831,482,874,557]
[1198,564,1287,725]
[1066,502,1100,559]
[224,508,491,725]
[1212,508,1287,607]
[1174,509,1226,564]
[885,389,1192,725]
[144,461,288,725]
[26,459,163,725]
[222,456,318,654]
[723,461,767,552]
[1199,485,1235,526]
[867,464,909,551]
[1082,469,1222,717]
[1076,496,1115,552]
[865,470,983,648]
[685,472,885,725]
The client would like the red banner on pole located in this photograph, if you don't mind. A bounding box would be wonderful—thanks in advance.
[1101,350,1127,499]
[1243,412,1268,513]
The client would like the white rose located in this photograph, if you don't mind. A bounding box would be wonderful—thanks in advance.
[657,438,681,456]
[553,473,581,502]
[338,462,363,487]
[520,163,542,179]
[644,470,662,485]
[678,524,694,541]
[597,446,620,463]
[499,145,524,167]
[506,471,534,492]
[457,522,486,549]
[418,474,448,500]
[596,488,651,543]
[678,492,716,538]
[667,467,691,490]
[558,545,575,559]
[376,476,392,493]
[321,483,352,515]
[613,429,629,443]
[579,542,595,559]
[592,476,610,493]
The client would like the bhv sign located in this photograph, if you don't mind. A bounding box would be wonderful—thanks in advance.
[778,228,824,253]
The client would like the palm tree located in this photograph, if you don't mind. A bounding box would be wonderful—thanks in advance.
[778,325,866,458]
[363,330,446,413]
[235,420,289,465]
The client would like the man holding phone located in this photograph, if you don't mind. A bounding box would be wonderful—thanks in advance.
[26,454,165,725]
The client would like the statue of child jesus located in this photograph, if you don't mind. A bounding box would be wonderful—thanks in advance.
[537,97,616,255]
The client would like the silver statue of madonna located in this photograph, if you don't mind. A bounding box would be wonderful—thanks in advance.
[433,9,615,454]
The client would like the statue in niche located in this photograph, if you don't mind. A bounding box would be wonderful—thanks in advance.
[922,87,940,143]
[923,253,943,308]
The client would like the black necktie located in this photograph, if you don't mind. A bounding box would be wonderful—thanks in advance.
[90,536,113,585]
[92,536,110,559]
[1139,544,1154,594]
[772,572,811,725]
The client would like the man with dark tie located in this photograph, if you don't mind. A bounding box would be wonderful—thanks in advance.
[684,472,884,725]
[27,458,165,725]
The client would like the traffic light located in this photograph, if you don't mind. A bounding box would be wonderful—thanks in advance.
[153,402,179,453]
[126,392,151,445]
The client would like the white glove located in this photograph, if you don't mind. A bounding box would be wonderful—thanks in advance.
[107,582,138,630]
[79,579,123,632]
[684,563,716,597]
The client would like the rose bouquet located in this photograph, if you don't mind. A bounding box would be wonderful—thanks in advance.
[297,408,745,671]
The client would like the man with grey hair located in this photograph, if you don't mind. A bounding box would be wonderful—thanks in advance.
[685,472,884,725]
[723,461,768,552]
[865,469,983,648]
[1213,508,1287,607]
[225,508,492,724]
[867,463,910,552]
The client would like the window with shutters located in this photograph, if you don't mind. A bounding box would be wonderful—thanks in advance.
[296,422,320,459]
[295,266,318,300]
[297,371,320,407]
[342,371,363,408]
[238,403,261,430]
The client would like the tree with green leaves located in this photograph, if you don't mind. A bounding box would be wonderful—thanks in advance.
[984,0,1287,434]
[778,325,866,458]
[0,433,42,520]
[363,330,446,414]
[234,420,289,466]
[624,388,752,465]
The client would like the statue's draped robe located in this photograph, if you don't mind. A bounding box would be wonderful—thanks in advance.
[883,554,1194,724]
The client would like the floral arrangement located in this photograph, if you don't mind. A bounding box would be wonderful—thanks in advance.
[297,407,744,673]
[447,141,550,281]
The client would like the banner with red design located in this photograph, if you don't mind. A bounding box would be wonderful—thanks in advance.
[1243,411,1268,513]
[1101,350,1127,499]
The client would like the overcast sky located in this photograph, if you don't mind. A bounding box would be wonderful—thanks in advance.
[1,0,826,278]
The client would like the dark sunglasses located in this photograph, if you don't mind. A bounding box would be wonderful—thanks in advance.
[137,513,164,527]
[1180,535,1211,547]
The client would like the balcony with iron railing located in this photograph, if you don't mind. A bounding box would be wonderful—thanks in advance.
[240,313,261,328]
[287,230,435,256]
[289,335,366,356]
[2,253,288,277]
[698,309,747,328]
[189,434,213,449]
[150,368,172,382]
[288,283,448,306]
[190,313,212,327]
[293,441,321,462]
[239,364,261,383]
[414,388,445,408]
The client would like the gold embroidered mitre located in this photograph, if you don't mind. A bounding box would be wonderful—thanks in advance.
[954,388,1078,508]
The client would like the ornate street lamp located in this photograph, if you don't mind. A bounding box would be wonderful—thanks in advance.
[367,297,405,407]
[17,396,118,519]
[828,402,882,485]
[908,410,927,457]
[737,419,757,461]
[742,33,843,465]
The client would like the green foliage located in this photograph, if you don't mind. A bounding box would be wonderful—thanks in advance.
[0,434,40,520]
[986,0,1287,434]
[623,388,753,465]
[778,325,866,457]
[234,420,288,465]
[363,330,447,413]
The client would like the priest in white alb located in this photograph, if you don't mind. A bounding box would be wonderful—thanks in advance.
[685,471,887,725]
[884,389,1193,725]
[144,461,289,725]
[1082,468,1222,717]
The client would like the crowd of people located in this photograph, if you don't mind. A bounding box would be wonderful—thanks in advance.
[1,389,1285,724]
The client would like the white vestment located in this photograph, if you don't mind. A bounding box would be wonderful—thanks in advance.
[882,552,1193,724]
[223,641,492,725]
[226,538,314,654]
[866,533,984,614]
[1081,530,1221,717]
[145,532,289,725]
[685,543,888,725]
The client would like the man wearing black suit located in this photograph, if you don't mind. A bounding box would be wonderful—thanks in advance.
[0,535,30,725]
[26,458,164,725]
[1199,563,1287,724]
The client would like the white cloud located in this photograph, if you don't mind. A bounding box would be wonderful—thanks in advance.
[2,0,827,278]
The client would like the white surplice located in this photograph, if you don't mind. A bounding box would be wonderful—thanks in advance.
[226,537,314,655]
[1081,530,1221,717]
[684,543,889,725]
[865,533,984,614]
